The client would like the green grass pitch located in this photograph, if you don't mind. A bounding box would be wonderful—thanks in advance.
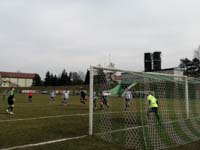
[0,94,200,150]
[0,94,126,150]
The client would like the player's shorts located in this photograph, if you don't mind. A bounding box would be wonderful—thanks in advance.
[29,96,32,99]
[80,97,85,102]
[8,98,14,105]
[102,99,108,105]
[125,98,131,101]
[63,98,68,101]
[149,107,158,113]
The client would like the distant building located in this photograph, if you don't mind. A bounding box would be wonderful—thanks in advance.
[144,52,183,76]
[150,67,184,76]
[147,67,184,82]
[144,51,162,72]
[0,72,37,87]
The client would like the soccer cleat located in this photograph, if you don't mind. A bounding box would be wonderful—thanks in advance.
[9,112,14,115]
[6,109,9,113]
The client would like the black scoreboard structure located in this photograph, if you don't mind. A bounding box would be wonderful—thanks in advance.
[144,51,161,72]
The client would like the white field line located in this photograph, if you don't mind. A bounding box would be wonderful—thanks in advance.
[0,111,122,123]
[0,102,80,108]
[0,135,87,150]
[0,113,88,122]
[0,111,121,149]
[0,108,193,123]
[0,109,190,123]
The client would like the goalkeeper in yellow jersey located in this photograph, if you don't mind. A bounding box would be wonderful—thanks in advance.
[147,92,160,122]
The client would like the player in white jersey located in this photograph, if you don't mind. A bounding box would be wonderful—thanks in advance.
[50,90,56,103]
[63,90,70,105]
[124,89,133,111]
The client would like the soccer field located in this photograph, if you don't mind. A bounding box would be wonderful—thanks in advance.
[1,94,200,150]
[0,94,127,150]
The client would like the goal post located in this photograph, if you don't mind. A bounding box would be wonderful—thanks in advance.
[185,76,189,119]
[89,66,200,150]
[89,66,94,135]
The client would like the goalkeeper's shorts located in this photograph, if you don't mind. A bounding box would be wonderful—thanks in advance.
[149,107,158,113]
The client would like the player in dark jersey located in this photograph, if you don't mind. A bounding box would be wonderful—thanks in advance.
[6,87,15,115]
[80,90,86,104]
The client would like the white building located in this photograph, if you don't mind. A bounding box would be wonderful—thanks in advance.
[152,67,184,76]
[0,72,36,87]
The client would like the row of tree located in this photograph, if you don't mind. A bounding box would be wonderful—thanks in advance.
[33,69,90,86]
[179,46,200,77]
[32,47,200,86]
[179,58,200,77]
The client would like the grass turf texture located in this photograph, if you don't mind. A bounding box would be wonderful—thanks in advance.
[0,94,200,149]
[0,94,126,150]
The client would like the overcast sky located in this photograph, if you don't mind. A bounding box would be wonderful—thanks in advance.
[0,0,199,78]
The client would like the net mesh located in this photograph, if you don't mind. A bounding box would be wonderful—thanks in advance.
[91,67,200,150]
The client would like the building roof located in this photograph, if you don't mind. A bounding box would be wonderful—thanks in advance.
[149,67,181,72]
[0,72,36,79]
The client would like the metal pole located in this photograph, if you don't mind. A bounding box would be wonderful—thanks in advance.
[89,66,94,135]
[185,76,189,119]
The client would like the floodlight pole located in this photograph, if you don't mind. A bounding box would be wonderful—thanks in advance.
[185,76,189,119]
[89,66,94,136]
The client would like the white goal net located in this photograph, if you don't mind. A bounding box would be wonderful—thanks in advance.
[89,66,200,150]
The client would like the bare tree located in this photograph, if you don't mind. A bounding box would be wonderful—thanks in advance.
[194,46,200,59]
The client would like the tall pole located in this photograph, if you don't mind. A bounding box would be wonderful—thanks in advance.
[185,76,189,119]
[89,66,94,135]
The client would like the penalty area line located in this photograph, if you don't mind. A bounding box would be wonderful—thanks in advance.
[0,135,87,150]
[0,111,122,123]
[0,113,89,122]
